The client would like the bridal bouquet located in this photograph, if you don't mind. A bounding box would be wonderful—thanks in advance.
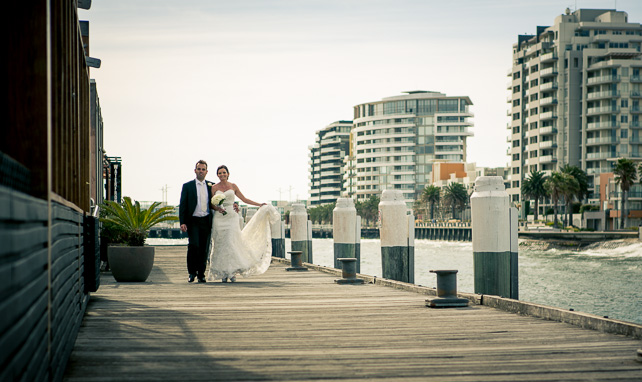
[211,194,227,215]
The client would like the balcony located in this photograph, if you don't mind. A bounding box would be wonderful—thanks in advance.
[539,111,557,120]
[539,67,558,77]
[586,152,612,160]
[539,81,558,91]
[587,75,620,85]
[631,106,642,114]
[539,140,557,149]
[631,75,642,83]
[587,167,611,175]
[586,136,618,145]
[631,91,642,98]
[540,126,558,135]
[586,90,620,100]
[540,52,558,63]
[539,155,557,164]
[586,106,620,116]
[539,96,558,106]
[586,121,620,131]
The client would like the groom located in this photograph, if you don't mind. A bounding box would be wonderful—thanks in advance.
[179,160,213,283]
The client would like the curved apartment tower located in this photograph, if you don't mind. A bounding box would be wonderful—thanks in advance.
[351,91,474,205]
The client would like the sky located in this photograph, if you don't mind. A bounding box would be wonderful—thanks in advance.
[79,0,642,205]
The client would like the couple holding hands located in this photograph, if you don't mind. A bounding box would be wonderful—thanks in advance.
[179,160,279,283]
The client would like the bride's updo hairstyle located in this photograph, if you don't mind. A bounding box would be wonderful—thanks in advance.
[217,165,229,176]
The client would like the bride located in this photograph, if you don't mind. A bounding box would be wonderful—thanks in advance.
[207,165,280,282]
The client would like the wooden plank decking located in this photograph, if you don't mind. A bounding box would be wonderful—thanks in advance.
[63,246,642,381]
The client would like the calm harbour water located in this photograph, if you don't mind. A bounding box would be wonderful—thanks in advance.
[147,237,642,325]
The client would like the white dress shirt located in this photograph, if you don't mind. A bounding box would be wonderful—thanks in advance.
[193,180,209,217]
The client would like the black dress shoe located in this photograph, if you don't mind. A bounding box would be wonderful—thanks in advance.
[197,277,206,283]
[188,274,196,283]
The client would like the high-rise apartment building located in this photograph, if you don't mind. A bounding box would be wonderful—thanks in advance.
[308,121,352,206]
[508,8,642,212]
[351,91,474,205]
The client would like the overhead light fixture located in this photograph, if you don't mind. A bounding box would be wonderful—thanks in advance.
[78,0,92,10]
[86,56,101,68]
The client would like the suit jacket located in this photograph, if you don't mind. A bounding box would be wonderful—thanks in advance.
[179,179,213,226]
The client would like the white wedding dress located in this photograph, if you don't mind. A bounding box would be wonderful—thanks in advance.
[207,189,280,281]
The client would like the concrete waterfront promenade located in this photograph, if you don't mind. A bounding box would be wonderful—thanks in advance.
[64,247,642,381]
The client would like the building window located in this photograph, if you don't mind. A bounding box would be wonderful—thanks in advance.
[437,99,459,113]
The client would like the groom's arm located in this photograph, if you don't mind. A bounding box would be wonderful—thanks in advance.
[179,182,189,231]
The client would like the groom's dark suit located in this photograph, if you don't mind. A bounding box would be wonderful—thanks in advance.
[179,179,213,280]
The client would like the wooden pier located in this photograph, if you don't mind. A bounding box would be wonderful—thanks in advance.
[63,246,642,381]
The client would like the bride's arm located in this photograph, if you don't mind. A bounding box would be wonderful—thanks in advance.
[233,183,265,207]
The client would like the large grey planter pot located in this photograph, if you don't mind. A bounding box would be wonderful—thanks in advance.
[107,246,155,282]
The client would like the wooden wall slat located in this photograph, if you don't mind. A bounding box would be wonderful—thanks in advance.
[5,0,98,380]
[0,290,48,380]
[0,291,47,369]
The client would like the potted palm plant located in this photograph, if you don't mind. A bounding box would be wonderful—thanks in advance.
[100,197,178,282]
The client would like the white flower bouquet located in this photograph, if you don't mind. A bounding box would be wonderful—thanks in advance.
[211,194,227,215]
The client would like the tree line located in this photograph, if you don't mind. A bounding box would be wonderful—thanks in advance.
[307,195,381,226]
[522,159,640,229]
[307,158,640,229]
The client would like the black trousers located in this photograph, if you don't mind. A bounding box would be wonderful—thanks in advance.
[186,215,211,277]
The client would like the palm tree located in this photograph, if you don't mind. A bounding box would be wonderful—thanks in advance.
[560,164,588,226]
[544,171,579,228]
[559,174,580,227]
[613,158,638,229]
[521,170,548,221]
[544,172,567,227]
[356,195,380,227]
[442,183,468,220]
[421,185,441,222]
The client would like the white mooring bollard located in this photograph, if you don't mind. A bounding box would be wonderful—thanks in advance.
[245,208,257,224]
[333,198,361,273]
[271,217,285,258]
[290,204,313,263]
[379,190,415,283]
[470,176,518,299]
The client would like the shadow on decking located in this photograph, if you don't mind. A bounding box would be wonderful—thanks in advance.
[63,297,267,381]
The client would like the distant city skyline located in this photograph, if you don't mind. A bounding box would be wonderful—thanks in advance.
[79,0,642,204]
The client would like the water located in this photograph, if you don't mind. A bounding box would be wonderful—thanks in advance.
[146,237,642,325]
